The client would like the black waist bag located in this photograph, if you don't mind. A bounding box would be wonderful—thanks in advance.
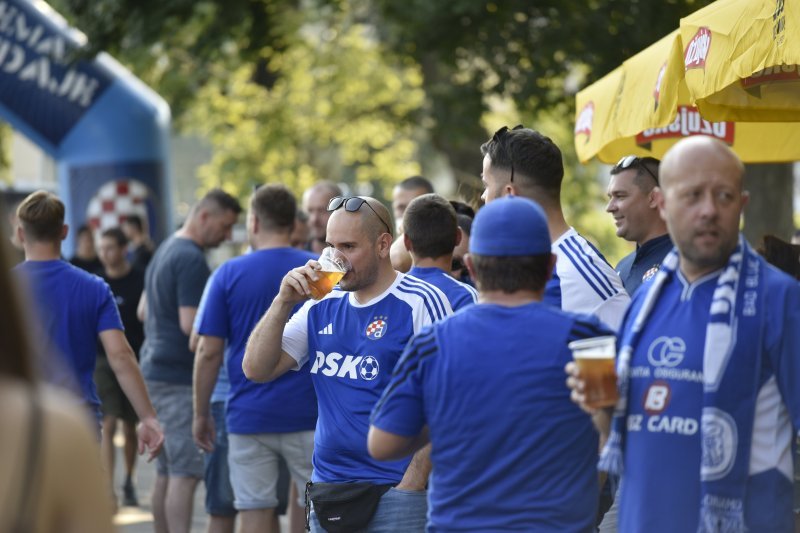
[306,481,392,532]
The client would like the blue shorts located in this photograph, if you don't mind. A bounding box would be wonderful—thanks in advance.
[204,401,236,517]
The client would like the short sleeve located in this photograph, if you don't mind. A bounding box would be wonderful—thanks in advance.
[177,251,210,308]
[196,268,228,338]
[96,281,123,334]
[370,327,435,437]
[282,300,312,369]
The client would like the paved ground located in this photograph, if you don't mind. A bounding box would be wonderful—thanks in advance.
[109,432,289,532]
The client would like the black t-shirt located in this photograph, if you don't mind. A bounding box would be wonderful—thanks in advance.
[69,256,103,275]
[99,268,145,358]
[129,244,153,273]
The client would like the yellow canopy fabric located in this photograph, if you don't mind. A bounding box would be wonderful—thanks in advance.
[680,0,800,121]
[574,27,800,163]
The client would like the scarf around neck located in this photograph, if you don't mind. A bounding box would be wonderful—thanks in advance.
[599,235,766,532]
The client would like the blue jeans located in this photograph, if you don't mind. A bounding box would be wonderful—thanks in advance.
[310,487,427,533]
[204,401,236,516]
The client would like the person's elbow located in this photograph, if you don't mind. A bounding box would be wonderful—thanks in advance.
[367,426,414,462]
[242,351,273,383]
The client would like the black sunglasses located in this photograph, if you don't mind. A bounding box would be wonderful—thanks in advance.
[492,124,524,183]
[612,155,660,185]
[327,196,392,236]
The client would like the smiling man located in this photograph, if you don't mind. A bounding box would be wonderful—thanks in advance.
[606,156,672,295]
[243,196,452,532]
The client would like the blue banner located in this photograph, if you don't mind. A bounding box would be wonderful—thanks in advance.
[0,0,112,147]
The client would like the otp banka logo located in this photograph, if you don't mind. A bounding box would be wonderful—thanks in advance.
[647,336,686,367]
[311,351,380,381]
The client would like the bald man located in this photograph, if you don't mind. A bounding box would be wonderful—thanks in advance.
[302,182,342,254]
[243,196,453,532]
[567,136,800,532]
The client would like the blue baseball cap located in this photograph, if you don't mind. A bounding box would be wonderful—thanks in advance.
[470,196,551,256]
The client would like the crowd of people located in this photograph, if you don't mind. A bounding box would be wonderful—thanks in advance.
[3,126,800,533]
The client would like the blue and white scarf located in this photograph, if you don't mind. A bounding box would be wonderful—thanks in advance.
[599,235,766,532]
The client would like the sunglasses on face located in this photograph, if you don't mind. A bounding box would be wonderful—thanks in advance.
[612,155,660,185]
[327,196,392,236]
[492,124,524,183]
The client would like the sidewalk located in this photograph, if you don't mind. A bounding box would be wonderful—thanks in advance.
[110,434,289,532]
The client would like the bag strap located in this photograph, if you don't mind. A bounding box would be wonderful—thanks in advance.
[11,388,43,533]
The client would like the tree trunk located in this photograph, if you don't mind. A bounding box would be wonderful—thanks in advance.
[742,163,794,247]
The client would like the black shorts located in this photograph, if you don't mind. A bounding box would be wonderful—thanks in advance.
[94,357,138,423]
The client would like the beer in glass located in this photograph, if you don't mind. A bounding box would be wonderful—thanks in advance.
[308,247,350,300]
[568,335,618,409]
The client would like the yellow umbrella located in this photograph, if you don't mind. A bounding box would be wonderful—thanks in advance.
[574,29,800,163]
[680,0,800,121]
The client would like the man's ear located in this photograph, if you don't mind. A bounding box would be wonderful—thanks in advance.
[454,227,462,247]
[648,187,662,210]
[249,212,259,235]
[655,186,668,222]
[16,224,25,245]
[61,224,68,241]
[464,253,476,281]
[403,233,413,254]
[504,183,517,197]
[377,232,393,259]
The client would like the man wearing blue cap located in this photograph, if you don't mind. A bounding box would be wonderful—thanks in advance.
[368,196,613,531]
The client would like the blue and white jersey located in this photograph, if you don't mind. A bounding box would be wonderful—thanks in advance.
[619,265,800,532]
[545,228,630,331]
[371,302,611,531]
[282,272,453,484]
[408,266,478,311]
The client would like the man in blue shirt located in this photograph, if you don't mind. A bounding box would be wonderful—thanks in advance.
[606,155,672,295]
[368,196,609,532]
[568,136,800,532]
[404,193,477,311]
[244,196,452,532]
[13,191,163,457]
[193,184,317,533]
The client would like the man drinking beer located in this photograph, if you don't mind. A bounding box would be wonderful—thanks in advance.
[243,195,453,532]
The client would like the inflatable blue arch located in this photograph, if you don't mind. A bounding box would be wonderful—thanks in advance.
[0,0,172,255]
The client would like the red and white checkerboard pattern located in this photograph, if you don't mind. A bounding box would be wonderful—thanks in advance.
[86,179,149,233]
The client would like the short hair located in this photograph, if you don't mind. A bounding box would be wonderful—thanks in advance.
[197,188,243,216]
[304,181,342,203]
[251,184,296,231]
[101,227,129,247]
[16,190,65,243]
[397,175,434,194]
[403,194,457,259]
[480,127,564,201]
[450,200,475,219]
[456,214,473,237]
[123,214,144,232]
[610,156,661,192]
[471,254,551,293]
[76,224,93,238]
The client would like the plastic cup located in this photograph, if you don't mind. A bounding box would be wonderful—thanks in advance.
[308,248,351,300]
[568,335,618,409]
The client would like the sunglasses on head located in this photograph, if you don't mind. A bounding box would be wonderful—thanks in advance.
[327,196,392,236]
[612,155,660,185]
[492,124,524,183]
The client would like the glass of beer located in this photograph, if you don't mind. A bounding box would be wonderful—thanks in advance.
[308,247,351,300]
[568,336,618,409]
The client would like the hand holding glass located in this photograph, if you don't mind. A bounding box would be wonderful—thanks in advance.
[568,336,619,409]
[308,247,351,300]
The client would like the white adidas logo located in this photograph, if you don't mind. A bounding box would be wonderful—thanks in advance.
[318,323,333,335]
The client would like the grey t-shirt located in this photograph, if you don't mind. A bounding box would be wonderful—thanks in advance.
[140,236,210,384]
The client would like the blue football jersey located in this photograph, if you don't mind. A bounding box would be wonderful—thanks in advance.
[408,266,478,311]
[619,265,800,532]
[282,272,453,484]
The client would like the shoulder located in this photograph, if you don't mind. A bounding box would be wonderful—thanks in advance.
[616,250,635,272]
[394,274,452,319]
